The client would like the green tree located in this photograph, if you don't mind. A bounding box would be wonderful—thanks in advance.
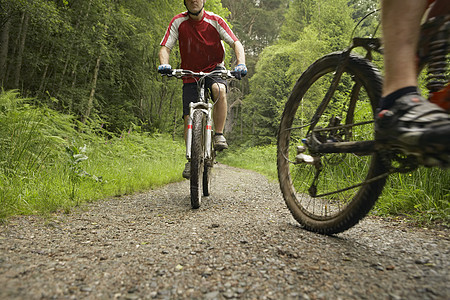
[220,0,289,139]
[280,0,316,42]
[238,0,356,146]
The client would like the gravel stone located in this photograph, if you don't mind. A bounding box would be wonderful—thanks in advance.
[0,164,448,299]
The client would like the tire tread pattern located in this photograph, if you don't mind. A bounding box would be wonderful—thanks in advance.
[190,110,204,209]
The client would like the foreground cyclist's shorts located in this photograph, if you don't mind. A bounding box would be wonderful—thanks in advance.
[182,66,228,117]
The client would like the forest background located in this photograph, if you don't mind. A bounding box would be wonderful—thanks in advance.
[0,0,448,224]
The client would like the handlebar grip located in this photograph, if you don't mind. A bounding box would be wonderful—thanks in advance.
[158,69,173,75]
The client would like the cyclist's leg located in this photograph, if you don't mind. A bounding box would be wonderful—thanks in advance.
[211,82,227,134]
[207,69,229,150]
[377,0,450,153]
[381,0,427,99]
[211,82,229,150]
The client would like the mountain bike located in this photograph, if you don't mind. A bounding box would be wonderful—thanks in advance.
[277,3,449,234]
[163,69,237,209]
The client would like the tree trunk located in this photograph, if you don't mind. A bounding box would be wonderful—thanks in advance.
[28,43,45,83]
[82,55,101,123]
[13,12,29,89]
[57,56,70,94]
[61,0,92,93]
[172,108,178,141]
[70,61,78,88]
[240,106,243,138]
[150,97,154,125]
[38,63,49,96]
[0,17,10,86]
[5,10,24,85]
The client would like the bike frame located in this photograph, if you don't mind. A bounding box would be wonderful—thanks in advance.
[306,37,381,156]
[166,69,236,161]
[185,97,213,161]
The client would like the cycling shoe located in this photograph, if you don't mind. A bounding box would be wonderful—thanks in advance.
[375,94,450,161]
[214,134,228,151]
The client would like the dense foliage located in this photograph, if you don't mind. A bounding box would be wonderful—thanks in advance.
[0,90,185,218]
[0,0,380,142]
[234,0,377,146]
[0,0,229,135]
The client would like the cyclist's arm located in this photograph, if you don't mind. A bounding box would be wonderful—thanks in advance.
[159,45,171,65]
[232,41,246,65]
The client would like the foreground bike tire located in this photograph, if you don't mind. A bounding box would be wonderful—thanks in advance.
[277,52,389,234]
[190,110,204,209]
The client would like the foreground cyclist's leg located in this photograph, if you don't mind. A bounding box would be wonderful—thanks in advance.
[211,82,229,150]
[381,0,426,97]
[377,0,450,155]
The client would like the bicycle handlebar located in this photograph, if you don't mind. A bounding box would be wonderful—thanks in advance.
[160,69,238,80]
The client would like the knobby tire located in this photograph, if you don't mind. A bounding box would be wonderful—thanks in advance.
[277,53,389,234]
[190,110,204,209]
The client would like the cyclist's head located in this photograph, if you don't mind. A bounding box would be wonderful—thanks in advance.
[184,0,205,16]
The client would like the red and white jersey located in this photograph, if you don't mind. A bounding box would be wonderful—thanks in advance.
[160,10,239,83]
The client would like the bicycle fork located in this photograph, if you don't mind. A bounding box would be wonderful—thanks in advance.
[185,102,213,161]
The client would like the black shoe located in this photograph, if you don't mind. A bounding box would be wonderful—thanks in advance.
[375,94,450,155]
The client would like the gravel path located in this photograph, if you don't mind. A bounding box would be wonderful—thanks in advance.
[0,164,448,300]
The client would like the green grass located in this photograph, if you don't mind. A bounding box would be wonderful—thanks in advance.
[0,132,186,218]
[375,168,450,224]
[0,90,186,219]
[218,144,278,181]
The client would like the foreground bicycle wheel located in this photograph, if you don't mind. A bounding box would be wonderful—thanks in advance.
[277,53,389,234]
[190,110,205,209]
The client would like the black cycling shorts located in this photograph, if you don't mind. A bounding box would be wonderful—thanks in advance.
[182,67,228,117]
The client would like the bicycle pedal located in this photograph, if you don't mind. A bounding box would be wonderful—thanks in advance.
[297,145,306,154]
[295,153,315,165]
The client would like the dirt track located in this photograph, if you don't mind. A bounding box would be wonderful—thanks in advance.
[0,164,448,299]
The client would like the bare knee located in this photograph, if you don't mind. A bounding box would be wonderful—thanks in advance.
[212,83,227,102]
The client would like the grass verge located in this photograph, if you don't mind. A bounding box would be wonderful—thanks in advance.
[0,90,186,219]
[218,145,278,181]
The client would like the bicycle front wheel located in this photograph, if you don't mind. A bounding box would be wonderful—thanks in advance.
[277,52,388,234]
[190,110,205,209]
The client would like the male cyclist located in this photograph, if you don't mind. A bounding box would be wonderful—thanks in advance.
[158,0,247,179]
[376,0,450,161]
